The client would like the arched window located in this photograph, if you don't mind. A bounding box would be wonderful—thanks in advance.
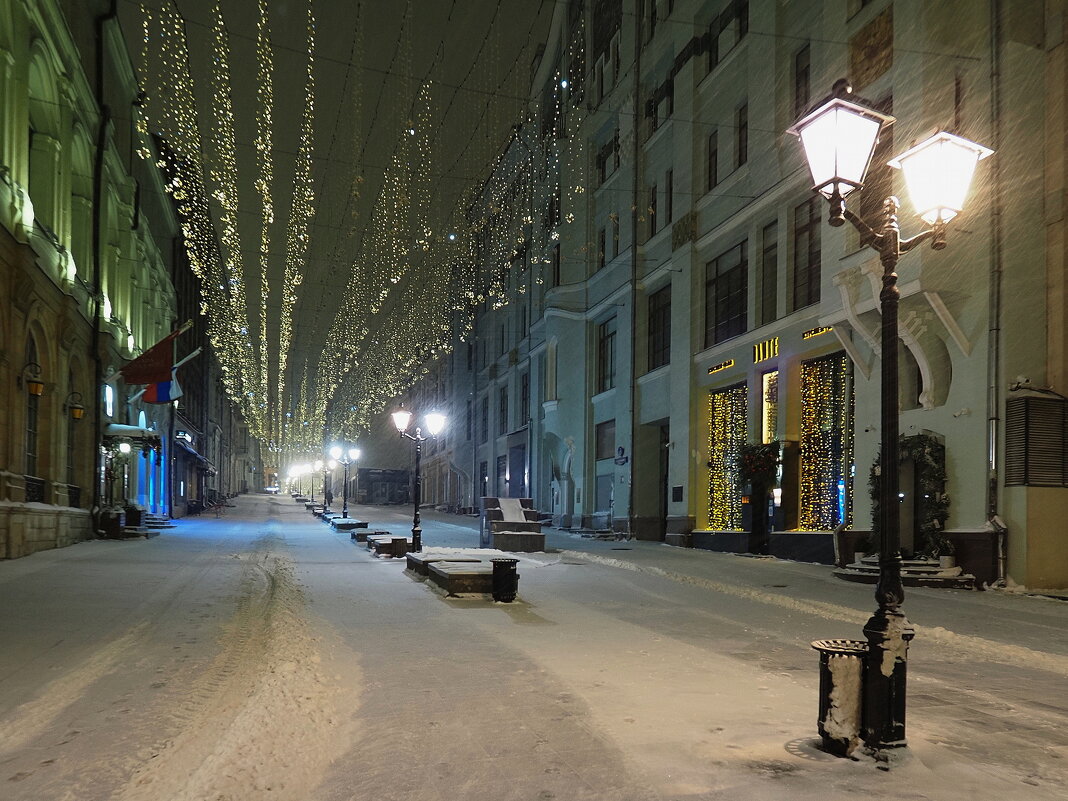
[25,337,40,478]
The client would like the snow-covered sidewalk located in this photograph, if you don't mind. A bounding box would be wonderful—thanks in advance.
[0,494,1063,800]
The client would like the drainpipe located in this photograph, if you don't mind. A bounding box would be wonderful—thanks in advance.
[90,0,118,528]
[626,5,643,536]
[986,0,1007,585]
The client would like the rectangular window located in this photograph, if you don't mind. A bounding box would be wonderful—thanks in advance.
[762,370,779,444]
[550,244,561,288]
[794,45,811,119]
[708,131,718,191]
[611,214,620,257]
[799,354,853,529]
[595,419,617,460]
[760,221,778,326]
[597,227,606,270]
[597,316,617,393]
[648,284,671,370]
[792,196,821,311]
[736,103,748,168]
[648,184,658,236]
[480,395,489,443]
[665,169,673,224]
[708,384,747,529]
[498,386,509,435]
[520,372,530,425]
[858,97,893,226]
[704,241,748,347]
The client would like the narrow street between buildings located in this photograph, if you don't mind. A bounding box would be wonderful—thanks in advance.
[0,494,1065,801]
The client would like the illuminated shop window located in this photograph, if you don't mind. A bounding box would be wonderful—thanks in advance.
[762,371,779,444]
[708,384,747,529]
[799,353,854,529]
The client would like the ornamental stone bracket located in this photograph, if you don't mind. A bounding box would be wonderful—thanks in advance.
[832,266,880,356]
[829,265,973,407]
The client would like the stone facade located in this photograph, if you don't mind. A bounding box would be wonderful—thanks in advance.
[410,1,1068,588]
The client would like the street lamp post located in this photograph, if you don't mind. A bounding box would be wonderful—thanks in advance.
[320,461,333,510]
[392,405,446,553]
[311,460,322,502]
[329,445,360,518]
[788,79,992,750]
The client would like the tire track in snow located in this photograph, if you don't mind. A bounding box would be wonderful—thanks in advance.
[112,542,362,801]
[0,623,147,755]
[559,550,1068,677]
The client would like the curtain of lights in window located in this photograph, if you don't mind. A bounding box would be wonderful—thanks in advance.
[761,370,778,444]
[708,385,747,529]
[799,353,854,530]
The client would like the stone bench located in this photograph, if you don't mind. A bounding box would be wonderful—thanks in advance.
[491,530,545,552]
[351,528,389,543]
[427,561,494,595]
[331,518,369,532]
[405,552,482,577]
[367,534,411,558]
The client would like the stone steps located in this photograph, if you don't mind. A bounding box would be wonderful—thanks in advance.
[833,556,977,589]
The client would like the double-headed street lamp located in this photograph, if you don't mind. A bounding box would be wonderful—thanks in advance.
[323,459,336,510]
[391,405,446,553]
[329,445,360,518]
[788,79,992,750]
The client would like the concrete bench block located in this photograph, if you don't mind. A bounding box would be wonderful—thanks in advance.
[370,536,411,558]
[331,518,369,531]
[405,553,482,577]
[428,562,494,595]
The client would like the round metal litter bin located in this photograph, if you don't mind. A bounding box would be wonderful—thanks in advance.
[811,639,868,756]
[490,558,519,602]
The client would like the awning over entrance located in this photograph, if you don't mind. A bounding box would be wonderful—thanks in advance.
[103,423,161,441]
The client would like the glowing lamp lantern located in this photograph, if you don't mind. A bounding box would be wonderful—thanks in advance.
[787,95,894,208]
[888,132,994,225]
[329,445,342,460]
[391,407,413,433]
[424,412,446,437]
[348,447,360,462]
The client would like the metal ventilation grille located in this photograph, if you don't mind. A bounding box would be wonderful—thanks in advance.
[1005,397,1068,486]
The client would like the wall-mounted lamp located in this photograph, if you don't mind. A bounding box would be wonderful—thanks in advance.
[64,391,86,420]
[19,362,44,396]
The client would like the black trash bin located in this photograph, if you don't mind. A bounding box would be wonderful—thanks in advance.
[491,558,520,602]
[811,639,868,756]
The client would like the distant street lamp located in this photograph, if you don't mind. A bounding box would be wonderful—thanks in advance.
[392,405,446,553]
[788,79,992,750]
[329,445,360,518]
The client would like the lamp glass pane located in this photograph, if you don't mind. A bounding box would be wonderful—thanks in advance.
[892,133,987,224]
[425,412,446,436]
[392,409,412,432]
[329,445,342,459]
[348,448,360,461]
[797,103,883,198]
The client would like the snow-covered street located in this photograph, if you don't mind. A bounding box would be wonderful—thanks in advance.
[1,494,1065,800]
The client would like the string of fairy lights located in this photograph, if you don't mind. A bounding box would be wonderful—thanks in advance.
[276,0,317,453]
[707,386,747,530]
[253,0,275,444]
[798,354,855,530]
[138,2,259,434]
[207,2,262,439]
[135,0,565,461]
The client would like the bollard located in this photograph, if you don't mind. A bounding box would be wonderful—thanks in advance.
[811,639,868,757]
[490,558,520,602]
